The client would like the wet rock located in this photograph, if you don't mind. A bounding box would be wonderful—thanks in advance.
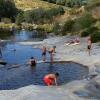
[95,63,100,73]
[85,75,100,99]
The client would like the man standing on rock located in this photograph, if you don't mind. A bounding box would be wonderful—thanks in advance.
[87,36,92,56]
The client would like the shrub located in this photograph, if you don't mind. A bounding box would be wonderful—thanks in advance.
[53,22,61,35]
[0,29,12,39]
[1,18,12,23]
[77,12,95,29]
[62,19,75,33]
[37,24,54,33]
[16,11,24,25]
[91,31,100,43]
[80,26,98,37]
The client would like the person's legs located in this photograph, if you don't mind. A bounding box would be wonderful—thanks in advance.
[87,45,91,56]
[42,52,46,61]
[50,53,53,64]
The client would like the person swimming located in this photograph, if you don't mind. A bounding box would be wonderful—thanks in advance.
[29,57,37,67]
[43,73,59,86]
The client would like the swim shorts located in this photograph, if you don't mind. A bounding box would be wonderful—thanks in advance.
[43,77,53,86]
[42,52,46,56]
[87,45,91,50]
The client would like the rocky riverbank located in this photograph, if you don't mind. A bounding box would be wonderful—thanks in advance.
[0,36,100,100]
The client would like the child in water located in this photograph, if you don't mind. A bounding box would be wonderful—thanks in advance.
[28,57,37,67]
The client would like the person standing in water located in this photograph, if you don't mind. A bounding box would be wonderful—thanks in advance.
[43,73,59,86]
[28,57,37,67]
[53,46,56,53]
[42,46,46,61]
[87,36,92,56]
[48,47,54,64]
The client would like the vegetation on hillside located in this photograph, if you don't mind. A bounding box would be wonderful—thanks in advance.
[14,0,61,10]
[0,0,100,42]
[0,0,17,22]
[41,0,87,7]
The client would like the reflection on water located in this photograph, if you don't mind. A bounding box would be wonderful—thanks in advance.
[0,30,47,64]
[14,30,46,41]
[0,30,46,41]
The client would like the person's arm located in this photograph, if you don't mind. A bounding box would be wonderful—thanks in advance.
[54,78,58,86]
[27,59,31,65]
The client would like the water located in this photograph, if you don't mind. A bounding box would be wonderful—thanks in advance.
[0,30,46,41]
[1,43,49,64]
[0,30,47,64]
[0,30,89,90]
[0,62,89,90]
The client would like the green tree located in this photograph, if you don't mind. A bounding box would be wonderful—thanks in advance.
[0,0,17,22]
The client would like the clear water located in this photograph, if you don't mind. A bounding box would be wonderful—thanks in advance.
[1,43,49,64]
[13,30,46,41]
[0,30,47,64]
[0,62,89,90]
[0,30,89,90]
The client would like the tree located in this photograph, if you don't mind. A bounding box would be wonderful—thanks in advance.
[0,0,17,22]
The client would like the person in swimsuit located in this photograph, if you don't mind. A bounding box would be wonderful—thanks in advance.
[29,57,37,67]
[43,73,59,86]
[42,46,46,61]
[87,36,92,56]
[48,47,55,64]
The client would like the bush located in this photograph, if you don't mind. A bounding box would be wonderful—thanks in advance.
[16,11,24,25]
[91,31,100,43]
[53,22,61,35]
[23,7,65,24]
[1,18,12,23]
[80,26,97,37]
[62,19,75,33]
[0,29,12,39]
[37,24,54,33]
[77,12,95,29]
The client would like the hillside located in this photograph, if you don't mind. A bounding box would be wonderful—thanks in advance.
[14,0,62,11]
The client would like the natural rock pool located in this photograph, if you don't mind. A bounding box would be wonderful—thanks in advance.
[0,30,89,90]
[0,62,89,90]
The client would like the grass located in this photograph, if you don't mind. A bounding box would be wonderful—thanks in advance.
[14,0,62,11]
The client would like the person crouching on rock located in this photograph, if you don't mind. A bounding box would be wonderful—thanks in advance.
[43,73,59,86]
